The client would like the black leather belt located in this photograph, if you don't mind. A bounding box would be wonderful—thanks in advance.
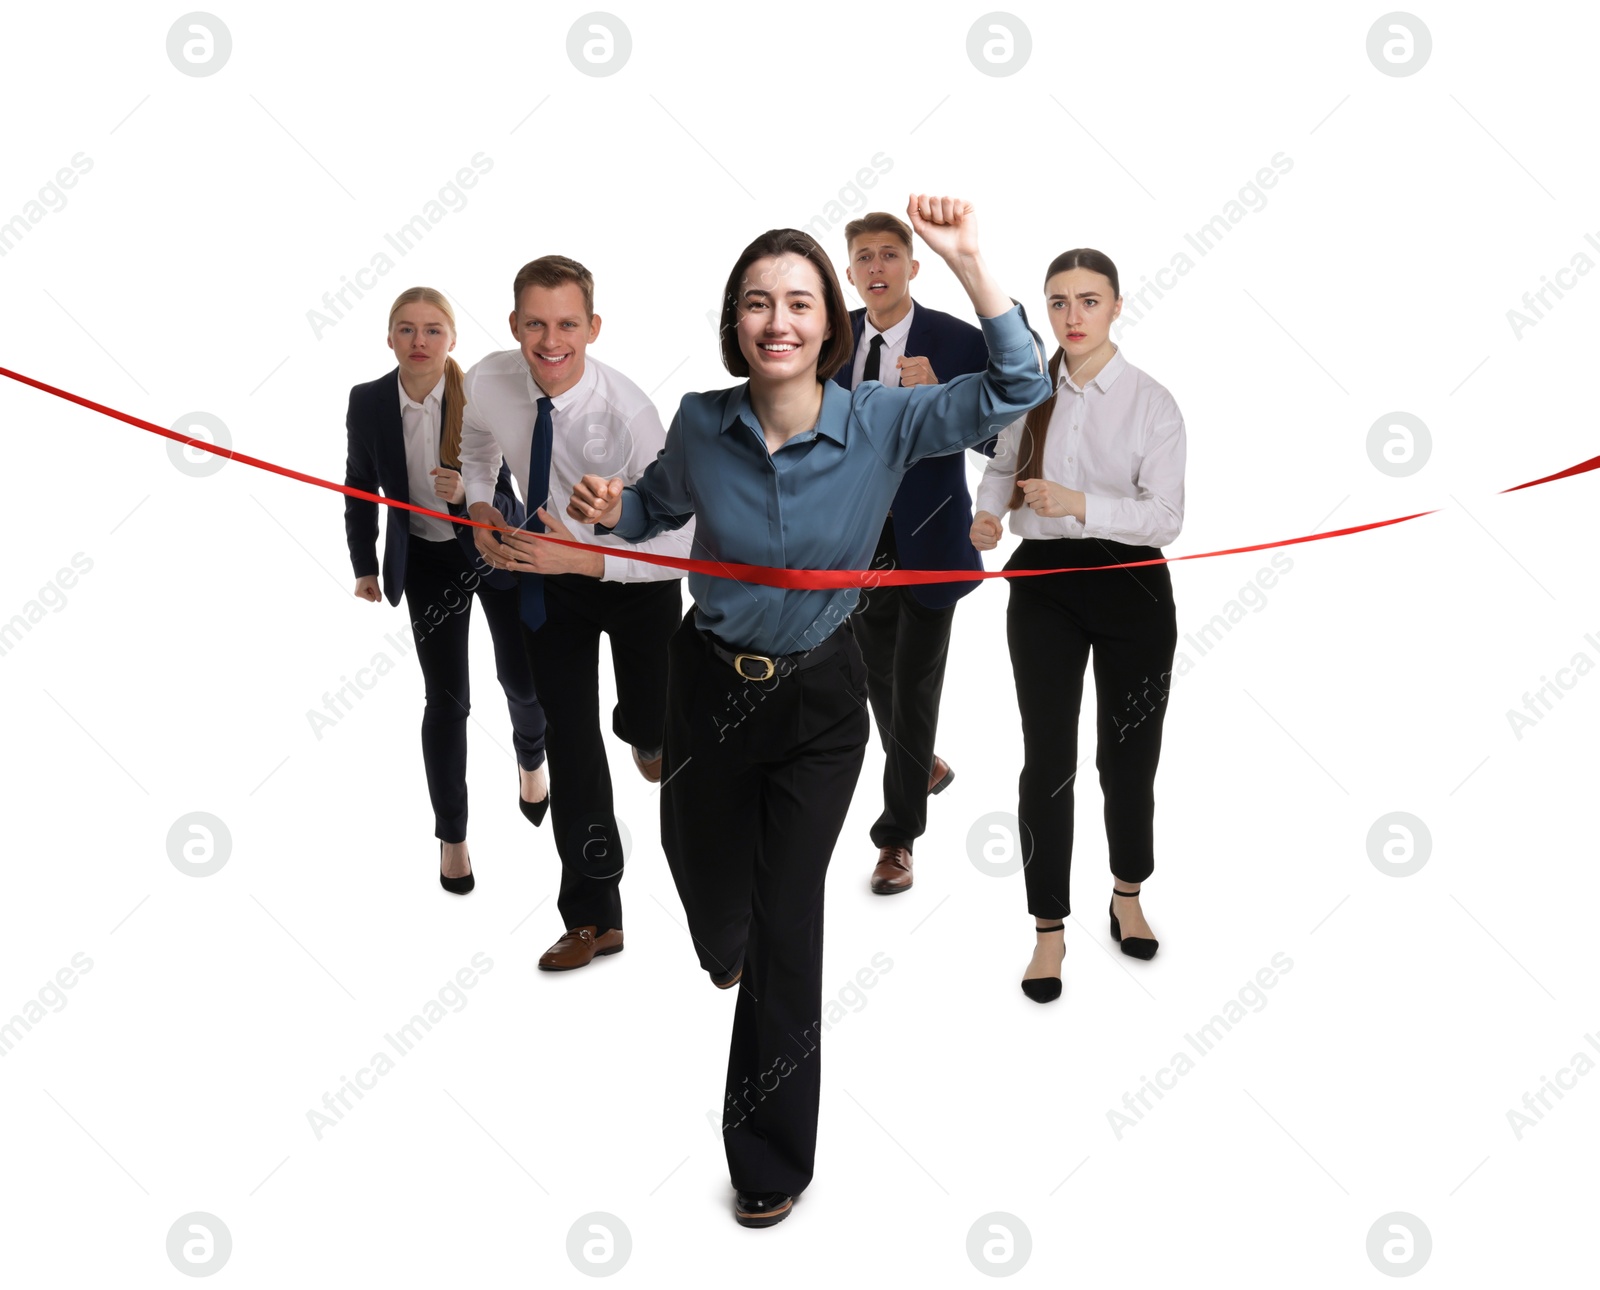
[700,617,853,681]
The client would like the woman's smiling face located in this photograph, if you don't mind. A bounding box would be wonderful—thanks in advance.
[735,253,833,383]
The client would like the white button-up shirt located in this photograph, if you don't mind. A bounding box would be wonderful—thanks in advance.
[458,350,694,582]
[974,346,1186,547]
[849,300,915,388]
[397,372,457,542]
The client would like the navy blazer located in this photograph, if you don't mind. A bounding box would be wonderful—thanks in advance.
[343,367,526,607]
[833,300,994,609]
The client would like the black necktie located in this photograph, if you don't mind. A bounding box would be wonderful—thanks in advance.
[519,395,554,632]
[863,333,884,384]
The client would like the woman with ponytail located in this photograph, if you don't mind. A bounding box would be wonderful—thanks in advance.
[971,249,1187,1001]
[343,287,549,894]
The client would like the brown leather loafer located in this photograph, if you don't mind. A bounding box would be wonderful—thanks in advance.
[537,925,624,971]
[927,755,954,795]
[632,746,663,783]
[870,845,914,895]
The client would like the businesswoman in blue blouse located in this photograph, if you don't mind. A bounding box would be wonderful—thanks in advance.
[559,195,1050,1229]
[343,286,550,894]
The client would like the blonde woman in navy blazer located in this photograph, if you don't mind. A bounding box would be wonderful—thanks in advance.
[343,286,549,893]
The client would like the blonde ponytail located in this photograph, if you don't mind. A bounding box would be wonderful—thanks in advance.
[440,354,465,468]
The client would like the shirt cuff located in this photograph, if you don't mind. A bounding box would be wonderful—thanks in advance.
[595,487,645,541]
[975,303,1032,358]
[464,480,494,509]
[1081,492,1111,537]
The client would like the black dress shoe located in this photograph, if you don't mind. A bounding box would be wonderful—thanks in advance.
[1020,922,1065,1002]
[439,841,474,895]
[734,1190,793,1227]
[1109,887,1158,959]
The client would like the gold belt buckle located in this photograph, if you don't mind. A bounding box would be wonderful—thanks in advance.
[733,652,776,681]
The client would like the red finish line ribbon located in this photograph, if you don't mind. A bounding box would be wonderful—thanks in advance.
[1502,453,1600,493]
[2,364,1593,588]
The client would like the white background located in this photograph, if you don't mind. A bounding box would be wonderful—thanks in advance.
[1,2,1596,1284]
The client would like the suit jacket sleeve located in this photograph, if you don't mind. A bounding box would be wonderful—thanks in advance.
[493,458,526,529]
[343,387,380,579]
[445,456,525,556]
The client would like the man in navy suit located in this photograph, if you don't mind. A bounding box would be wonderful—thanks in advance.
[834,211,993,895]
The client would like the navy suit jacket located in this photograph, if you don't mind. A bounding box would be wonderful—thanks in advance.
[343,367,526,608]
[833,300,994,609]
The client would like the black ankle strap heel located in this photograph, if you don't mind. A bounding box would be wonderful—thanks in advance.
[1109,887,1157,960]
[1020,921,1066,1003]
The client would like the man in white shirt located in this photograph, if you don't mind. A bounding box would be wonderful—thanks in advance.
[459,255,694,972]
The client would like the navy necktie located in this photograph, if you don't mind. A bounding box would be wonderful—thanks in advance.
[519,395,554,632]
[862,333,884,383]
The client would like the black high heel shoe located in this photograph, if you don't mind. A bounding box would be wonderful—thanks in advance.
[518,768,549,827]
[1109,886,1157,959]
[1020,923,1065,1003]
[518,792,549,827]
[439,840,474,895]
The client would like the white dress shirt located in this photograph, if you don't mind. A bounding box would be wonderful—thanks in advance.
[848,300,915,388]
[397,372,457,542]
[974,346,1186,547]
[458,350,693,582]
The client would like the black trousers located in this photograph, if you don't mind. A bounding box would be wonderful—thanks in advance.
[659,611,870,1196]
[518,573,681,934]
[1004,538,1178,920]
[402,532,547,843]
[852,517,957,850]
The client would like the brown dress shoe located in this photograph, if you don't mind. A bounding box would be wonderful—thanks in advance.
[632,746,663,783]
[537,925,624,971]
[870,845,914,895]
[927,755,954,795]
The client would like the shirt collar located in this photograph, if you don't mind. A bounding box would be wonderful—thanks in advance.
[397,371,446,411]
[1056,345,1127,395]
[864,299,915,349]
[719,380,851,446]
[523,352,597,413]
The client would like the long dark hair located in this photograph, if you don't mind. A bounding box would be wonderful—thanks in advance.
[1008,248,1120,511]
[718,228,854,383]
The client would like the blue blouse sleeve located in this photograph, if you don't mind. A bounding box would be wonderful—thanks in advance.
[598,398,697,543]
[852,304,1050,472]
